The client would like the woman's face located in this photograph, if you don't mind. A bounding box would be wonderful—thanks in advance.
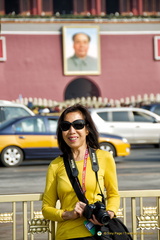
[62,111,88,150]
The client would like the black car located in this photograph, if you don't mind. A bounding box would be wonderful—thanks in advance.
[141,103,160,116]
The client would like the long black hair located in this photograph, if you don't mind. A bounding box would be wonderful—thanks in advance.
[57,104,100,155]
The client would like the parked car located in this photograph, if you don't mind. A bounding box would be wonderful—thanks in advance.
[0,100,34,124]
[0,115,130,167]
[141,103,160,116]
[89,107,160,146]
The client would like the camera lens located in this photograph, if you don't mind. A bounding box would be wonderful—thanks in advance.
[100,213,110,225]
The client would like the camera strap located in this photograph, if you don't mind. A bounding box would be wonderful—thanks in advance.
[63,147,105,205]
[63,152,88,204]
[89,147,105,205]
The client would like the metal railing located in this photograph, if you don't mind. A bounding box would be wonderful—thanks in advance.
[13,93,160,109]
[0,190,160,240]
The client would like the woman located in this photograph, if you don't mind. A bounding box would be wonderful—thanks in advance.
[42,104,120,240]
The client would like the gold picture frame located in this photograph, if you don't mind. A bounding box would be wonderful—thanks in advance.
[0,37,7,61]
[154,36,160,60]
[62,26,101,75]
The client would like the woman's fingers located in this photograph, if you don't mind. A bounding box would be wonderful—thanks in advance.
[89,214,103,226]
[107,210,114,219]
[74,202,86,216]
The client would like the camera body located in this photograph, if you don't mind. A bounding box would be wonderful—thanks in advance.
[83,201,110,225]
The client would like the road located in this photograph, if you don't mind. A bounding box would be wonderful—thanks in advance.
[0,145,160,194]
[116,145,160,191]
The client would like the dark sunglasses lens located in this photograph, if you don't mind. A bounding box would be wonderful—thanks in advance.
[72,120,85,130]
[73,122,85,129]
[60,122,70,131]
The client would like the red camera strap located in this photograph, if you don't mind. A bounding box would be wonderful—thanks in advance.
[82,148,89,193]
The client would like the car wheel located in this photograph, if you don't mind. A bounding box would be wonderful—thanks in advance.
[99,142,116,157]
[1,146,24,167]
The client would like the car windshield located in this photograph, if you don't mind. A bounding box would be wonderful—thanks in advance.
[0,118,17,129]
[3,107,31,120]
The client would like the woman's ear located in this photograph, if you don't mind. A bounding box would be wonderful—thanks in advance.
[86,130,89,135]
[86,125,89,135]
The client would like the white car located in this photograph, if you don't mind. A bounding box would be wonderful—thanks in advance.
[89,107,160,146]
[0,100,34,124]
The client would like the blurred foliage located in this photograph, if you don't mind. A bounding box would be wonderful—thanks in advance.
[0,14,160,20]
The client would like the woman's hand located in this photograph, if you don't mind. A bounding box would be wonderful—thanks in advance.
[74,201,86,217]
[107,210,115,219]
[62,209,80,220]
[89,214,103,226]
[89,210,114,226]
[62,202,115,222]
[62,201,86,220]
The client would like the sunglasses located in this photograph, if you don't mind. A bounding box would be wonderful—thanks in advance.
[60,119,86,131]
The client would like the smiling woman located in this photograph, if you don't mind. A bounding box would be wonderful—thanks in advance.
[42,104,120,240]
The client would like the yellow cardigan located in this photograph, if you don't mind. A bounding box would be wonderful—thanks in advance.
[42,149,120,240]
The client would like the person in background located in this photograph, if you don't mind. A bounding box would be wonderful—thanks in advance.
[32,106,39,114]
[42,104,120,240]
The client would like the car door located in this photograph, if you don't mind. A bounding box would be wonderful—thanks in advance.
[108,111,135,142]
[14,117,57,159]
[131,110,160,144]
[95,110,134,142]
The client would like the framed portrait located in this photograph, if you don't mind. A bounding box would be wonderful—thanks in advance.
[62,26,101,75]
[0,37,7,61]
[154,36,160,60]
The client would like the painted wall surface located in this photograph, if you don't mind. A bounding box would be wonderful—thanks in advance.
[0,34,64,100]
[0,30,160,102]
[99,34,160,99]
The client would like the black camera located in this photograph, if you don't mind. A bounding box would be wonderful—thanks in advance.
[83,201,110,225]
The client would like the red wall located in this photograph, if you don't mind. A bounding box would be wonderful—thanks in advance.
[100,34,160,99]
[0,32,160,102]
[0,34,63,100]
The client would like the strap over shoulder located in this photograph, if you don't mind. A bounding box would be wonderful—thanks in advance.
[88,147,99,172]
[63,153,88,204]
